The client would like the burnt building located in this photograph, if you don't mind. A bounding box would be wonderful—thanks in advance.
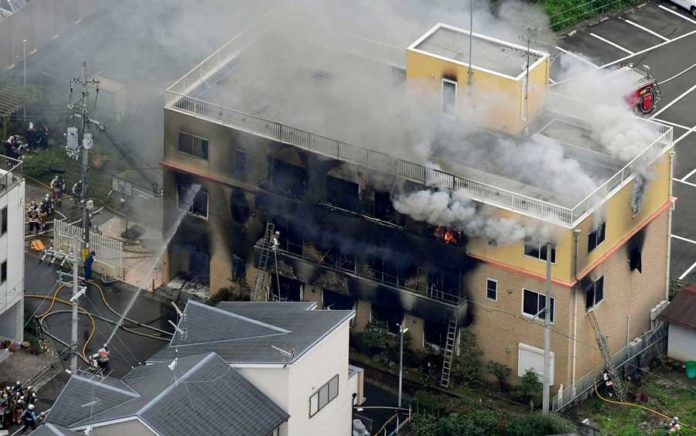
[161,15,674,405]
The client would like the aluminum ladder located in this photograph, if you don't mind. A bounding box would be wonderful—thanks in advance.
[439,316,458,388]
[251,223,275,301]
[588,311,627,400]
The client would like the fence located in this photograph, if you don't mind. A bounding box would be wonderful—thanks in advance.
[552,323,668,412]
[548,0,643,30]
[53,219,124,280]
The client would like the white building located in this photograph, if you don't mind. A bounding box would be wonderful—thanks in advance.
[660,285,696,362]
[0,159,24,343]
[148,301,362,436]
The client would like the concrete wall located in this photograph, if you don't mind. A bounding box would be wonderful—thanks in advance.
[0,179,24,342]
[0,0,105,70]
[667,324,696,363]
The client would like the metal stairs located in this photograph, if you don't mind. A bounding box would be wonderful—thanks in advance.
[439,315,458,388]
[251,223,275,301]
[588,311,627,400]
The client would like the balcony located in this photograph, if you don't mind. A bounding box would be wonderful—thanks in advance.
[0,155,22,194]
[254,240,466,324]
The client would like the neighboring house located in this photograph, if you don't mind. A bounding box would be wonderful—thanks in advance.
[161,8,672,408]
[147,301,361,436]
[660,285,696,362]
[29,423,80,435]
[0,158,24,343]
[43,352,288,435]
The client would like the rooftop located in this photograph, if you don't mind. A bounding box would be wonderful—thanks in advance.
[660,286,696,331]
[46,353,288,436]
[409,23,547,79]
[147,301,354,365]
[29,423,81,436]
[165,19,673,227]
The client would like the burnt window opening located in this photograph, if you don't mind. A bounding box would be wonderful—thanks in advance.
[231,254,247,283]
[524,240,556,263]
[588,222,606,253]
[432,226,465,246]
[326,175,360,212]
[424,320,448,348]
[486,278,497,301]
[317,246,356,273]
[172,244,210,285]
[272,219,304,255]
[177,184,208,218]
[427,269,460,299]
[369,257,405,288]
[231,188,250,223]
[323,289,356,310]
[371,303,403,334]
[585,276,604,311]
[442,78,457,115]
[629,247,642,272]
[177,132,209,160]
[270,276,302,301]
[522,289,554,323]
[234,149,247,177]
[270,159,307,199]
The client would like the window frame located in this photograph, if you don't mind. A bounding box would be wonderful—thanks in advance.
[0,207,6,235]
[521,288,555,323]
[177,132,209,160]
[176,184,209,219]
[234,149,246,175]
[486,278,498,301]
[587,222,606,253]
[441,78,457,115]
[309,374,339,418]
[0,260,6,284]
[524,240,556,264]
[585,276,605,312]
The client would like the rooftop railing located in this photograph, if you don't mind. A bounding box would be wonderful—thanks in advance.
[0,155,23,194]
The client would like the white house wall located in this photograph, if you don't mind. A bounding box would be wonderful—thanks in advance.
[0,180,24,342]
[667,324,696,362]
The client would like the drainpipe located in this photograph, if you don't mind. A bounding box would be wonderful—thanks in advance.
[571,229,581,397]
[665,151,675,301]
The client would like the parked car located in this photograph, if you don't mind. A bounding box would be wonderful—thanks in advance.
[670,0,696,17]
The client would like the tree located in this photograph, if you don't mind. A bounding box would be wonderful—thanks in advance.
[511,369,543,409]
[450,328,483,387]
[487,361,512,392]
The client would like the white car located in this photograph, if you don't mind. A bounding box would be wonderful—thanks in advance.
[671,0,696,17]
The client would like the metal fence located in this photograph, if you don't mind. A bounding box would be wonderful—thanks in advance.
[53,220,124,280]
[552,323,668,412]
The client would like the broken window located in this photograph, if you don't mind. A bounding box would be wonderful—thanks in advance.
[442,78,457,115]
[270,159,306,199]
[230,188,250,223]
[270,276,302,301]
[522,289,554,323]
[524,240,556,263]
[177,184,208,218]
[326,175,359,211]
[177,132,208,160]
[629,247,642,272]
[371,303,403,334]
[231,255,246,283]
[424,320,448,348]
[588,222,606,253]
[323,289,356,310]
[585,276,604,311]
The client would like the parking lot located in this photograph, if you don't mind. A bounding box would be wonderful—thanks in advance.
[549,1,696,284]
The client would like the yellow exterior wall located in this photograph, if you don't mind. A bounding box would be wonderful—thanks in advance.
[405,49,548,134]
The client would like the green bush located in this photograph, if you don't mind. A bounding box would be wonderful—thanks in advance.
[23,148,78,181]
[487,361,512,392]
[450,329,483,387]
[530,0,643,30]
[511,369,543,409]
[412,409,577,436]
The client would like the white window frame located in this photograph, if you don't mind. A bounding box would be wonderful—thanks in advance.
[176,184,209,220]
[524,240,556,264]
[177,131,209,160]
[521,288,555,324]
[585,276,605,313]
[518,342,554,385]
[486,278,498,301]
[441,78,457,115]
[309,374,339,418]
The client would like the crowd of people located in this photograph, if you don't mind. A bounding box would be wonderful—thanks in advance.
[0,381,43,433]
[4,122,49,161]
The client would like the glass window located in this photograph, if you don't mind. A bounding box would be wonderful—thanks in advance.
[309,393,319,417]
[522,289,554,323]
[177,132,208,159]
[486,278,497,301]
[1,207,6,235]
[585,276,605,311]
[442,79,457,115]
[309,375,339,418]
[328,375,339,401]
[177,184,208,218]
[588,222,606,253]
[0,261,5,283]
[524,240,556,263]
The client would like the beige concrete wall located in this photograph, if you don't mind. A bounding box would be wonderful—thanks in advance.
[353,300,371,332]
[303,284,323,305]
[403,313,425,351]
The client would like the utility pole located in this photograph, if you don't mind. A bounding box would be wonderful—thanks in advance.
[518,27,539,123]
[542,242,553,414]
[68,62,99,253]
[397,324,408,430]
[466,0,474,89]
[22,39,26,122]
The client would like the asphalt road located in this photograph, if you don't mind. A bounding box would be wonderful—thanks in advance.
[23,253,176,378]
[551,0,696,285]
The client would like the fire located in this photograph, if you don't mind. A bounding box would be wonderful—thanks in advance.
[435,227,460,245]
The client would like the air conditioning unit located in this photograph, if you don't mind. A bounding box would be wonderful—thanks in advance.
[629,337,642,348]
[650,300,668,322]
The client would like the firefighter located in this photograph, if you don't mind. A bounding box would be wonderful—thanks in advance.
[25,386,36,405]
[14,395,25,425]
[0,392,9,430]
[27,206,40,234]
[72,180,83,208]
[84,251,95,282]
[19,403,37,434]
[667,416,681,433]
[50,175,65,207]
[96,344,110,373]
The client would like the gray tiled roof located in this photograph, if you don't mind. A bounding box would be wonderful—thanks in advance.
[48,353,288,436]
[29,423,81,436]
[147,301,354,365]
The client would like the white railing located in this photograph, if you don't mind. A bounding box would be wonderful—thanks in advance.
[552,323,667,412]
[53,220,124,280]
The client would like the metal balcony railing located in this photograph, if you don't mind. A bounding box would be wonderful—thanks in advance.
[254,242,461,307]
[0,155,23,194]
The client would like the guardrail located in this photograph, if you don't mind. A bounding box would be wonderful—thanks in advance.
[552,323,667,412]
[0,155,22,194]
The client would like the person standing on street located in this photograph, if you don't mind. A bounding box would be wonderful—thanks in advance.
[84,251,95,282]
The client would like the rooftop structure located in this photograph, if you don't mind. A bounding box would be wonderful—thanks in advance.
[165,22,672,227]
[45,353,288,435]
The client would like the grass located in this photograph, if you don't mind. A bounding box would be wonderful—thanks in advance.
[533,0,645,30]
[570,367,696,435]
